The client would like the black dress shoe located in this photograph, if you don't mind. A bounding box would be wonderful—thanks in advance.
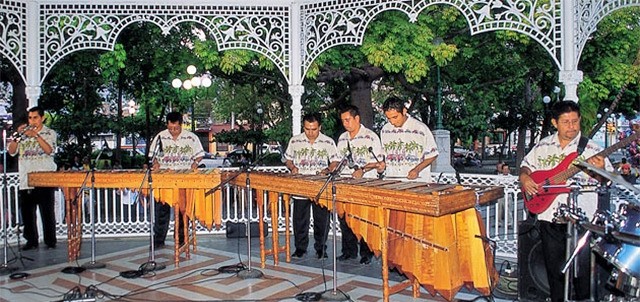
[316,251,328,259]
[360,255,372,265]
[46,244,56,250]
[22,243,38,251]
[291,249,306,258]
[153,241,165,249]
[337,254,356,261]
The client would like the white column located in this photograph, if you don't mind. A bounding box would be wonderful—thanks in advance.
[288,3,304,135]
[26,0,41,108]
[558,0,583,102]
[289,85,304,135]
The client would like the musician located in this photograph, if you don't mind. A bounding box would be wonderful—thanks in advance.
[8,107,58,250]
[519,100,612,302]
[336,105,385,265]
[284,113,339,259]
[380,97,438,181]
[150,111,205,249]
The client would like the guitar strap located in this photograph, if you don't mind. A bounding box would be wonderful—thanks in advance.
[577,136,589,157]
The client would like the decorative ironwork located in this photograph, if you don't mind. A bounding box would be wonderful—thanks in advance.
[39,4,289,82]
[0,1,25,81]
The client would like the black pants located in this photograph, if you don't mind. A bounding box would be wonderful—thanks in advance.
[292,197,330,253]
[339,215,372,257]
[539,221,591,302]
[19,188,56,247]
[154,201,185,245]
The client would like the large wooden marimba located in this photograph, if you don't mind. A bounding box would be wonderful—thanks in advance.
[28,169,223,264]
[223,172,503,302]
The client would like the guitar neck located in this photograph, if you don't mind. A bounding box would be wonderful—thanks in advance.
[550,132,640,184]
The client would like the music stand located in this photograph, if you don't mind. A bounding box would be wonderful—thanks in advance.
[0,125,18,275]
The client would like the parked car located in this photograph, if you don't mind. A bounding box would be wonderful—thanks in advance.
[199,153,232,168]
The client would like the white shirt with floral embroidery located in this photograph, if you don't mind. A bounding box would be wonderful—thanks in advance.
[337,125,384,178]
[12,125,57,190]
[380,115,438,181]
[150,129,205,171]
[284,132,338,176]
[521,131,613,222]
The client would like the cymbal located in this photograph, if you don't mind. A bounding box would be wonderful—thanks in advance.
[575,161,640,195]
[611,231,640,246]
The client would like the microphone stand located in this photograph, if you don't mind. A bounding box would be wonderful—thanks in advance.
[318,157,349,301]
[141,140,165,271]
[61,152,95,274]
[81,147,107,269]
[0,125,17,275]
[237,153,269,280]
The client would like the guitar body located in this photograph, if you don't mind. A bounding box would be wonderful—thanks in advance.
[523,152,578,214]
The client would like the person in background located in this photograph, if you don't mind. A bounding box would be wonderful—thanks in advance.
[284,113,338,259]
[335,105,385,265]
[150,111,205,249]
[8,107,58,250]
[620,162,637,184]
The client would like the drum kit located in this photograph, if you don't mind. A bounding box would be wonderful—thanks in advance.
[559,162,640,301]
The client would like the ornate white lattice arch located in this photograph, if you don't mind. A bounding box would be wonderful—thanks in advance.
[0,0,638,133]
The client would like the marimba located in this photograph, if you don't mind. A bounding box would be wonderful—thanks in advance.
[28,169,223,264]
[223,172,503,302]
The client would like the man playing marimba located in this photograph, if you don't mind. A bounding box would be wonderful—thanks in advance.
[284,113,338,259]
[380,97,438,181]
[336,105,385,264]
[150,111,205,249]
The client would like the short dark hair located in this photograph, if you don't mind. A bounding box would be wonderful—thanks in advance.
[166,112,183,124]
[28,106,44,117]
[551,101,580,120]
[302,112,322,125]
[338,105,359,118]
[382,97,406,113]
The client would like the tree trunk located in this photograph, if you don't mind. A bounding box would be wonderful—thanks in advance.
[515,125,527,172]
[349,79,374,129]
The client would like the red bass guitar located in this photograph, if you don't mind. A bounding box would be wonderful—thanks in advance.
[523,130,640,214]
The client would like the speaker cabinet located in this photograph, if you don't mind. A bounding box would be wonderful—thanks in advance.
[518,219,550,301]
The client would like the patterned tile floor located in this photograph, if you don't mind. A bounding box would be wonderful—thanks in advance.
[0,235,516,301]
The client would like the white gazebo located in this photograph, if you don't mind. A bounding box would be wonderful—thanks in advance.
[0,0,638,134]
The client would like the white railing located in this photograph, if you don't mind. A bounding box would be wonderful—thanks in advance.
[1,168,638,260]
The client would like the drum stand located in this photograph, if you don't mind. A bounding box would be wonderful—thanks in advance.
[316,158,349,301]
[560,184,597,302]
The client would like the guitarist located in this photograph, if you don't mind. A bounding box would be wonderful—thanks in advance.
[519,100,613,302]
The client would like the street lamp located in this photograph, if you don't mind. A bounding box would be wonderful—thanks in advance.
[172,65,212,131]
[433,37,444,130]
[126,100,138,156]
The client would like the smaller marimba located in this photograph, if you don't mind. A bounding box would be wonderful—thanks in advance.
[29,169,223,264]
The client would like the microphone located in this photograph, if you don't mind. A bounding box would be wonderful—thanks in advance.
[367,147,384,180]
[157,136,164,157]
[346,141,358,169]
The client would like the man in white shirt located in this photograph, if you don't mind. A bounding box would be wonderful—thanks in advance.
[519,101,612,302]
[284,113,339,259]
[335,105,385,264]
[150,112,205,248]
[8,106,58,250]
[380,97,438,181]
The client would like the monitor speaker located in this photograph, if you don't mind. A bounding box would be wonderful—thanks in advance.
[518,219,550,301]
